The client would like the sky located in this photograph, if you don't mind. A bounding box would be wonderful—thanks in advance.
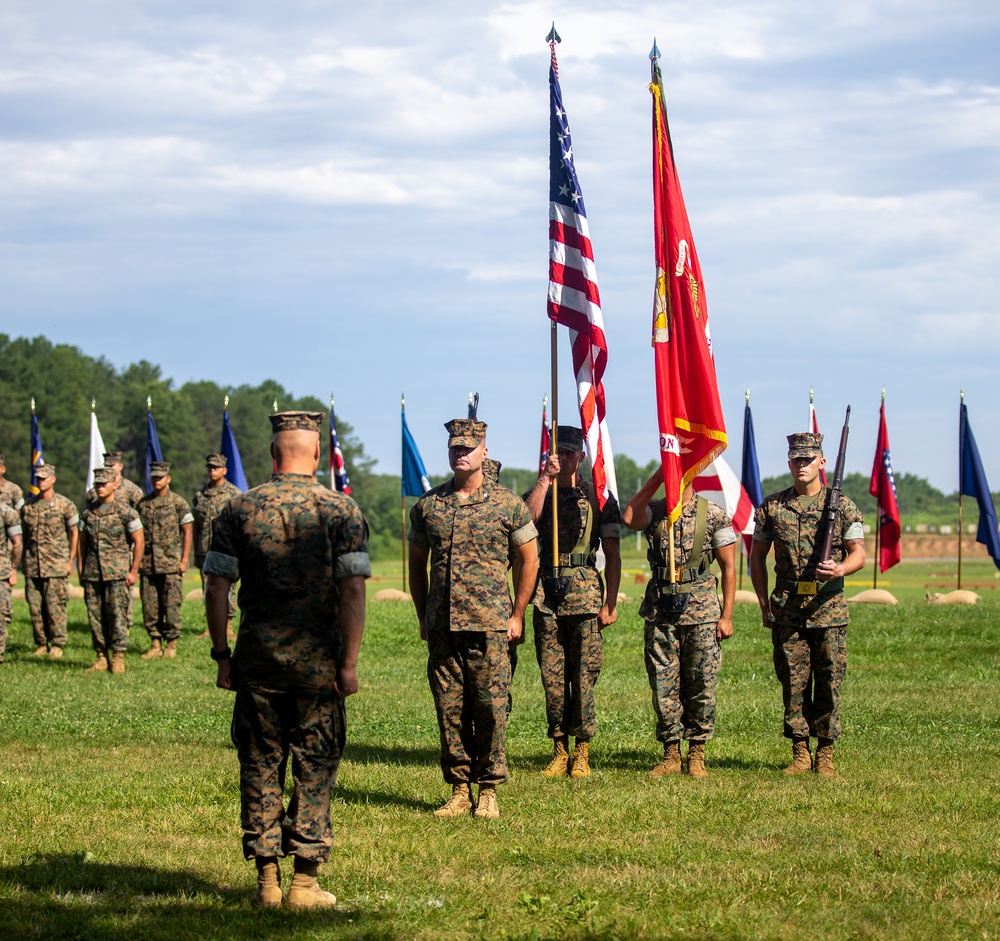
[2,0,998,492]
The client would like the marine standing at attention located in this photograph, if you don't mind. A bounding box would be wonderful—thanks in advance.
[749,432,865,777]
[20,464,79,659]
[523,425,621,779]
[192,453,240,640]
[0,496,22,665]
[624,468,736,777]
[408,418,539,819]
[0,455,25,512]
[204,411,370,909]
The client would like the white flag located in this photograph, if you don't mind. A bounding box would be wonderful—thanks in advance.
[87,411,106,492]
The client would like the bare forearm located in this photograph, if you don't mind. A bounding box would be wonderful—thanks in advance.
[623,469,663,530]
[338,575,367,669]
[204,574,233,650]
[511,545,539,619]
[602,539,621,608]
[525,477,550,522]
[408,552,428,622]
[717,545,736,620]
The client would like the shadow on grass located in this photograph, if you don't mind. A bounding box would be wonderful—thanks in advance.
[335,784,436,812]
[0,853,397,940]
[346,742,441,767]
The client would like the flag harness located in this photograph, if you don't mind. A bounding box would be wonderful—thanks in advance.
[649,495,712,615]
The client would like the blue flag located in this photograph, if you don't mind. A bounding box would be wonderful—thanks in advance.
[402,405,431,497]
[29,410,44,495]
[145,409,163,493]
[220,410,249,491]
[959,402,1000,569]
[741,398,763,508]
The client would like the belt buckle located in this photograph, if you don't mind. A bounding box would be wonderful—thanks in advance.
[797,581,818,596]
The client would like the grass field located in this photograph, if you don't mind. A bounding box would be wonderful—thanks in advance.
[1,560,998,940]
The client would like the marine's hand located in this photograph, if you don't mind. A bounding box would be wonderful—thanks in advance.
[216,660,234,690]
[816,559,841,581]
[419,619,427,642]
[597,603,617,630]
[543,454,561,480]
[506,615,523,644]
[716,615,734,641]
[7,572,15,587]
[126,571,138,587]
[759,604,773,629]
[333,664,359,698]
[179,559,188,574]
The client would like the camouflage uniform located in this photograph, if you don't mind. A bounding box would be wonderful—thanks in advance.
[79,500,143,656]
[193,470,241,618]
[0,477,23,627]
[20,488,79,650]
[409,477,537,786]
[86,476,143,509]
[753,486,863,741]
[0,503,23,662]
[527,478,621,742]
[138,487,194,643]
[204,465,371,863]
[640,496,736,744]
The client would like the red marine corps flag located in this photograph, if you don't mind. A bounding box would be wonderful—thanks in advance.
[869,391,901,574]
[649,41,727,525]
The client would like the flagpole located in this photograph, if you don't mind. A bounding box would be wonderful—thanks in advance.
[958,389,964,591]
[550,320,560,569]
[873,388,884,589]
[739,387,748,590]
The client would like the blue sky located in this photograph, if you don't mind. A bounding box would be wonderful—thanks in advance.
[2,1,998,491]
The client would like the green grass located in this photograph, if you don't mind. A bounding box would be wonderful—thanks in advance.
[1,571,999,940]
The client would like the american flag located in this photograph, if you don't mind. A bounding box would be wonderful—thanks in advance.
[809,391,828,486]
[330,401,351,495]
[547,40,617,508]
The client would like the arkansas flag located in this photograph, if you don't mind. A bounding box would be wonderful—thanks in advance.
[649,47,727,524]
[693,456,755,554]
[869,399,901,572]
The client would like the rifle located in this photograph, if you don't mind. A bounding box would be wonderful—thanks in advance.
[820,405,851,562]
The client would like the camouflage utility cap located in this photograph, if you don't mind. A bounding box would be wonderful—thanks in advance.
[269,411,324,434]
[787,433,824,459]
[34,464,55,479]
[149,461,171,478]
[445,418,487,447]
[205,453,228,467]
[93,467,116,484]
[104,451,124,464]
[554,425,584,452]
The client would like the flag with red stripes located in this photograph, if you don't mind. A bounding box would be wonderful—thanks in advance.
[547,42,617,508]
[538,396,551,474]
[693,455,755,555]
[330,404,351,495]
[809,397,828,486]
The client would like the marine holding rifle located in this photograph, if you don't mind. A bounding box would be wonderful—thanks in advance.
[749,430,866,777]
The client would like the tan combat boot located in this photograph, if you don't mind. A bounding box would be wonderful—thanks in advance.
[253,857,282,909]
[569,740,591,778]
[434,783,475,818]
[141,639,163,660]
[815,739,836,777]
[163,639,178,659]
[784,737,812,775]
[49,647,63,659]
[649,741,682,777]
[542,738,570,778]
[687,741,709,778]
[32,645,48,657]
[285,858,336,909]
[110,651,126,674]
[474,785,500,819]
[85,653,109,673]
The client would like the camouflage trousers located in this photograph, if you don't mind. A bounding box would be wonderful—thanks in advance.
[533,610,604,741]
[200,568,237,620]
[643,618,721,744]
[26,576,69,649]
[771,624,847,741]
[140,572,184,641]
[427,629,511,786]
[0,580,9,662]
[230,688,346,863]
[83,579,131,654]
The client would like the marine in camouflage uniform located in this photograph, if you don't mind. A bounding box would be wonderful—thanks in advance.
[78,467,144,673]
[408,418,539,819]
[750,432,866,777]
[0,498,23,664]
[137,461,194,659]
[0,456,24,631]
[20,464,79,657]
[625,468,737,777]
[523,425,621,778]
[204,410,370,909]
[192,453,241,631]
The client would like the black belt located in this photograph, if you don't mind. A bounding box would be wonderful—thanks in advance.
[542,552,595,568]
[775,576,844,596]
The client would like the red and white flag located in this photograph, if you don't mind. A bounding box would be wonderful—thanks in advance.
[547,40,617,507]
[869,398,901,572]
[649,50,727,525]
[693,455,755,554]
[809,395,828,487]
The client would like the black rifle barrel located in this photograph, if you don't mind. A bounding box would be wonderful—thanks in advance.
[820,405,851,562]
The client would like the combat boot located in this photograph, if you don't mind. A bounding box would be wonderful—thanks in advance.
[110,651,126,674]
[434,783,475,818]
[784,737,812,775]
[85,653,109,673]
[49,647,63,659]
[253,857,282,909]
[542,738,570,777]
[32,645,48,657]
[285,858,337,909]
[474,785,500,819]
[569,740,591,778]
[687,741,709,778]
[815,739,837,777]
[163,639,178,659]
[649,741,682,777]
[141,639,163,660]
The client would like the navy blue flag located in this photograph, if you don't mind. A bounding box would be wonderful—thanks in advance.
[959,402,1000,569]
[29,410,44,495]
[144,408,163,493]
[402,404,431,497]
[220,409,249,491]
[741,397,763,508]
